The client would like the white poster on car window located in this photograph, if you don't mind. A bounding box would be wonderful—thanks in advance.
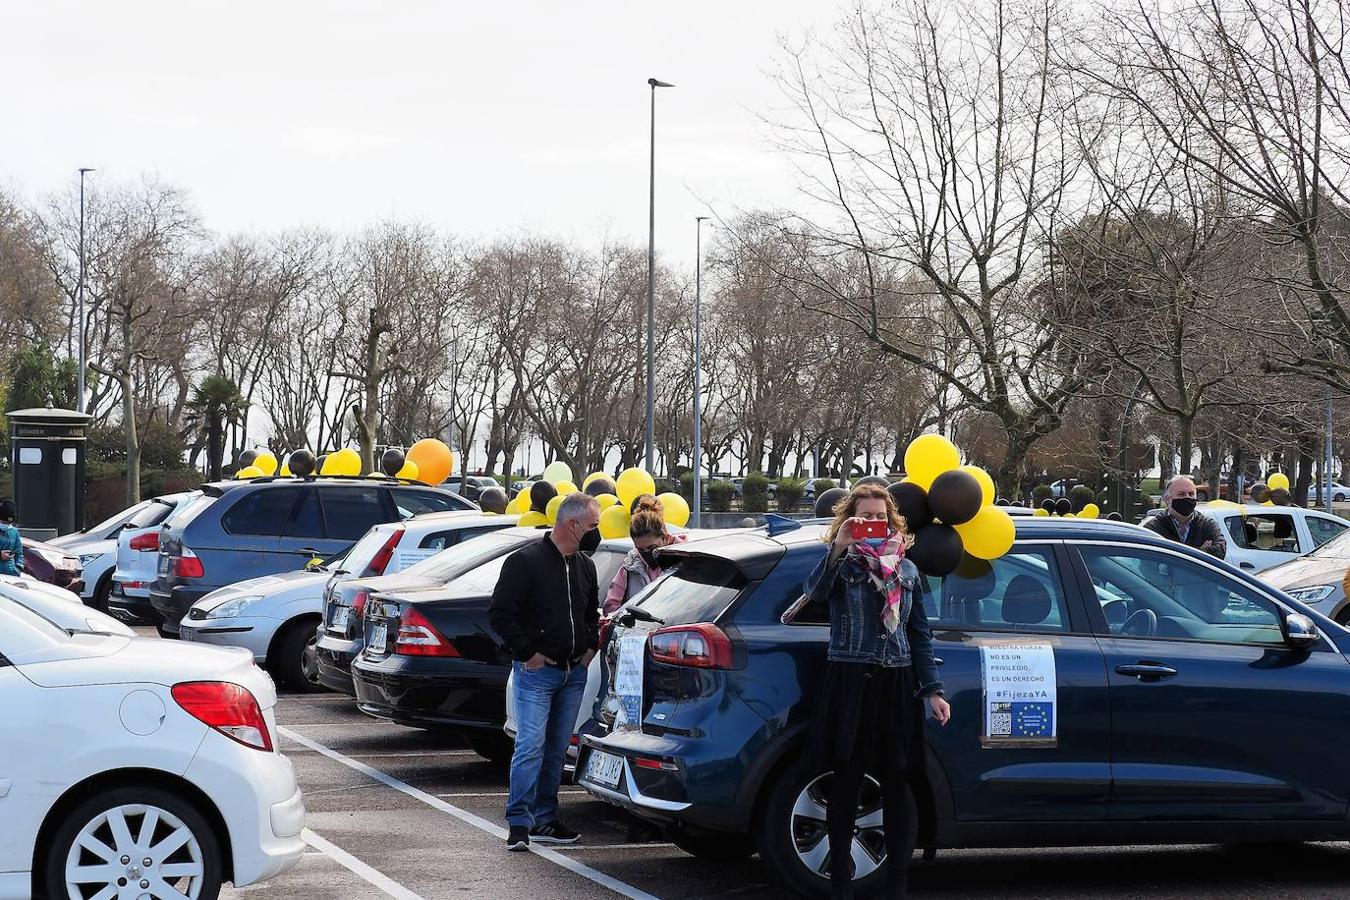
[614,632,647,730]
[394,548,440,570]
[979,640,1057,748]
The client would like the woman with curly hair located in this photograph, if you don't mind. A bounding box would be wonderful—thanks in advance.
[602,495,687,615]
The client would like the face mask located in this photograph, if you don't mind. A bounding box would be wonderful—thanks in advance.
[579,527,601,553]
[638,547,660,568]
[1170,497,1197,517]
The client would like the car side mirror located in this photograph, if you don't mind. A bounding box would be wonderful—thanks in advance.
[1284,613,1320,649]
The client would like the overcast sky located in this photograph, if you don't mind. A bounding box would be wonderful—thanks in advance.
[5,0,843,267]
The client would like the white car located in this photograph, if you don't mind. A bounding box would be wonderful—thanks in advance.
[1145,503,1350,573]
[0,597,305,899]
[1308,482,1350,503]
[109,492,201,623]
[0,576,134,637]
[182,511,519,691]
[52,494,189,612]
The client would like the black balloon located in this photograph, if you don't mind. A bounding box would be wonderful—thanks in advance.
[1055,497,1073,516]
[381,448,406,476]
[237,449,258,469]
[954,552,993,581]
[928,470,983,526]
[854,474,889,489]
[1270,487,1292,506]
[584,477,616,498]
[479,486,508,514]
[315,454,328,475]
[888,481,932,530]
[1040,498,1056,512]
[908,523,964,577]
[814,487,849,518]
[1106,511,1123,521]
[529,480,558,513]
[994,498,1009,506]
[288,449,316,477]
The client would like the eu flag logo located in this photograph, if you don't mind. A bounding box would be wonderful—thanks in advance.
[1010,702,1053,737]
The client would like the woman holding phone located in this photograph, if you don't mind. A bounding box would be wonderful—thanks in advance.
[802,483,950,899]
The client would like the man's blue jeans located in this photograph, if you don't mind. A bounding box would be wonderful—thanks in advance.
[506,660,588,828]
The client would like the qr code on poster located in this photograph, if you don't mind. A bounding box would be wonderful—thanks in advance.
[989,702,1013,736]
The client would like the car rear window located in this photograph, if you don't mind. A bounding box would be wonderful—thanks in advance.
[343,526,397,575]
[403,531,528,580]
[221,487,302,536]
[631,556,746,626]
[444,555,511,595]
[320,487,389,541]
[392,488,472,518]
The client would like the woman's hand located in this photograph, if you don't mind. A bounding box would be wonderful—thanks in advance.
[928,694,951,726]
[831,517,865,557]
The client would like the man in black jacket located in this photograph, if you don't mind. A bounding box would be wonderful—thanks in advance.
[489,492,601,852]
[1143,475,1227,559]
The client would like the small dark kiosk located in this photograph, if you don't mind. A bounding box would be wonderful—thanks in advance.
[8,407,92,539]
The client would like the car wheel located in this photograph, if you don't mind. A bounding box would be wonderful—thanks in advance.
[90,573,113,613]
[466,731,514,766]
[155,624,177,639]
[755,765,891,897]
[1336,494,1345,503]
[274,619,326,694]
[44,785,222,900]
[671,831,757,861]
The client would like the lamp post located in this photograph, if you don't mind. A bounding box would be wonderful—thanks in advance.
[645,77,674,473]
[77,167,95,414]
[693,216,710,527]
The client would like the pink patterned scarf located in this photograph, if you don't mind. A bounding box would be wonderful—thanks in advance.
[848,533,909,634]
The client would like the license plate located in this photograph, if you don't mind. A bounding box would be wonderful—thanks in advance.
[584,750,624,788]
[157,555,169,575]
[179,627,195,642]
[368,623,387,654]
[332,606,350,629]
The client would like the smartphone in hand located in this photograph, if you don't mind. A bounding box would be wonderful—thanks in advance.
[851,520,888,540]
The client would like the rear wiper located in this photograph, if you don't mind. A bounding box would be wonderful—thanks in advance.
[618,606,665,626]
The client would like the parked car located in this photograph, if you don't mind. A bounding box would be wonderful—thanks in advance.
[350,534,632,763]
[1260,526,1350,623]
[1140,502,1350,573]
[46,498,159,549]
[317,525,540,696]
[448,475,503,502]
[150,477,476,635]
[0,574,134,637]
[730,477,778,499]
[22,537,84,594]
[0,596,306,899]
[511,477,541,494]
[184,511,516,692]
[55,492,191,612]
[109,491,202,625]
[1308,482,1350,503]
[577,517,1345,895]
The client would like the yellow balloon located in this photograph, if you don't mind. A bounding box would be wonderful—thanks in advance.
[332,447,362,476]
[599,503,631,539]
[1267,472,1290,491]
[594,492,619,509]
[253,450,278,476]
[954,506,1015,560]
[1080,503,1100,519]
[279,462,292,477]
[657,492,690,528]
[1033,508,1050,517]
[407,439,454,485]
[959,465,995,506]
[615,468,656,507]
[545,495,564,525]
[518,510,548,528]
[904,434,961,490]
[507,493,528,515]
[542,461,574,486]
[583,471,609,489]
[236,465,264,479]
[395,460,420,481]
[555,481,580,497]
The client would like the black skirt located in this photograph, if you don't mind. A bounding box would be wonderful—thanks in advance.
[804,660,925,778]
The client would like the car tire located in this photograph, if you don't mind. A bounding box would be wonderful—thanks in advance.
[155,624,177,639]
[466,731,515,766]
[755,762,891,898]
[274,618,326,693]
[44,784,222,900]
[1336,494,1346,503]
[671,831,757,861]
[90,572,113,613]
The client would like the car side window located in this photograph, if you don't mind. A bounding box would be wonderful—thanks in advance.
[283,489,325,539]
[319,488,390,541]
[1224,514,1302,553]
[419,526,498,550]
[391,487,471,517]
[1079,546,1284,645]
[221,488,301,536]
[927,548,1071,633]
[1308,516,1349,548]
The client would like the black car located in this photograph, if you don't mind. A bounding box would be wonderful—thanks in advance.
[350,538,630,763]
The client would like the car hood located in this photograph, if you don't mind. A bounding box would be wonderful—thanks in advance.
[62,538,117,557]
[195,569,331,610]
[17,634,272,701]
[1260,553,1350,589]
[0,578,134,637]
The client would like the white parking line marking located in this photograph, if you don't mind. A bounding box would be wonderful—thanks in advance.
[281,727,661,900]
[436,790,588,798]
[302,828,426,900]
[557,843,677,852]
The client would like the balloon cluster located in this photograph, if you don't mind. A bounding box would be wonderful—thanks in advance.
[1033,498,1101,518]
[233,448,279,479]
[503,465,691,535]
[271,438,455,486]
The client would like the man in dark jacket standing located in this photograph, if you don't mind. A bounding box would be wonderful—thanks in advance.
[1143,475,1227,559]
[489,492,601,852]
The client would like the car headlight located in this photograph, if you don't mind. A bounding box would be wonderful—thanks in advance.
[1286,585,1336,604]
[206,595,263,619]
[78,553,104,566]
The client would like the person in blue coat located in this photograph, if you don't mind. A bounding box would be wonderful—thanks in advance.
[0,499,24,576]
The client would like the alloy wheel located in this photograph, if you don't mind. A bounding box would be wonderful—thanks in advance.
[790,772,887,881]
[64,802,206,899]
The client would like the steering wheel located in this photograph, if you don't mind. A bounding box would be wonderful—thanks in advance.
[1121,608,1158,637]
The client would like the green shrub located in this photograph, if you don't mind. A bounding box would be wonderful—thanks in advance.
[654,478,677,496]
[813,478,838,497]
[776,478,805,512]
[743,473,770,513]
[679,471,696,502]
[1032,484,1053,507]
[707,479,736,512]
[1068,484,1095,512]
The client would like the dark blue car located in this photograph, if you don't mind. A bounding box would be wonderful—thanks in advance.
[578,517,1349,896]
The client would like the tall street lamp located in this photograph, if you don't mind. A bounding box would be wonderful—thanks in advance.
[76,167,95,414]
[646,77,674,473]
[692,216,710,528]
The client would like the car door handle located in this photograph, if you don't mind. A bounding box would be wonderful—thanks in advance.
[1115,663,1178,681]
[1239,562,1255,570]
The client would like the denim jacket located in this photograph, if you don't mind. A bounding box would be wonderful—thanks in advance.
[804,549,944,697]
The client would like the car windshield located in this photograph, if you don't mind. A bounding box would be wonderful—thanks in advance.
[1311,527,1350,558]
[403,531,530,580]
[630,556,746,625]
[83,501,149,537]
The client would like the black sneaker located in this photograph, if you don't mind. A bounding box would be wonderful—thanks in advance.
[506,825,530,852]
[529,821,580,844]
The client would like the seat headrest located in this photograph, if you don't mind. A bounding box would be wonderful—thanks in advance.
[1002,574,1052,625]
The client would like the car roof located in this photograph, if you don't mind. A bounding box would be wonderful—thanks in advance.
[200,476,462,495]
[399,511,518,530]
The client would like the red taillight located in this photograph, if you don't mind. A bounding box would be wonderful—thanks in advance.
[352,588,370,619]
[647,623,734,669]
[171,681,273,751]
[363,527,405,577]
[129,532,159,551]
[634,756,679,771]
[170,547,205,579]
[394,606,460,657]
